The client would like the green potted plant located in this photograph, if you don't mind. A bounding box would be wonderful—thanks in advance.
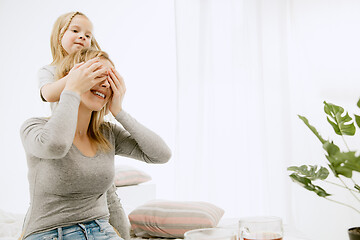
[287,100,360,240]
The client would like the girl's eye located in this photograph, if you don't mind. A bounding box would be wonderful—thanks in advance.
[72,30,78,33]
[86,35,91,39]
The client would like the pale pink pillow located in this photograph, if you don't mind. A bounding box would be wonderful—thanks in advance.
[114,165,152,187]
[128,200,225,238]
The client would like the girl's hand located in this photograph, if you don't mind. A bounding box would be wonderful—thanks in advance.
[107,67,126,116]
[64,58,108,95]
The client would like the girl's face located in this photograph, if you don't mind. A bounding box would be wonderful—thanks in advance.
[80,58,114,112]
[61,15,93,54]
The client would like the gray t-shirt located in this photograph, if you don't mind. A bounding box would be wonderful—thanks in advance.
[20,90,171,239]
[38,65,58,111]
[37,65,131,239]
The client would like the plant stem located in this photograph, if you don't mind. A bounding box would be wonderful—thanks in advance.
[351,178,359,189]
[339,177,360,204]
[324,180,359,193]
[325,197,360,214]
[341,135,351,152]
[339,136,360,201]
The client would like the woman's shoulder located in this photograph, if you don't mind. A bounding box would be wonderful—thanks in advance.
[19,117,49,141]
[100,121,125,139]
[20,117,49,130]
[100,121,115,134]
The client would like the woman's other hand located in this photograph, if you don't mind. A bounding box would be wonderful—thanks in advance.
[107,68,126,116]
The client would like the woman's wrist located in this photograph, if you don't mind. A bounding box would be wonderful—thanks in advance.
[111,107,122,117]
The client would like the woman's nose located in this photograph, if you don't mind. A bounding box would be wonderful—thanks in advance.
[100,79,110,88]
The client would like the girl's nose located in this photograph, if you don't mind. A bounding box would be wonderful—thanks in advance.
[79,33,86,40]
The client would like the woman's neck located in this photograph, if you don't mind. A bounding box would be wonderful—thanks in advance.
[76,103,92,138]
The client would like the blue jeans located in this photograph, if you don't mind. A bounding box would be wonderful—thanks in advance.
[24,219,123,240]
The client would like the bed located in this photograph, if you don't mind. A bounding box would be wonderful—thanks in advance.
[0,211,313,240]
[0,183,156,240]
[0,167,313,240]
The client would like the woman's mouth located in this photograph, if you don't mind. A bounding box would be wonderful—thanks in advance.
[91,90,106,99]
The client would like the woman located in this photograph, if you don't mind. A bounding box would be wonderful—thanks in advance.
[20,48,171,240]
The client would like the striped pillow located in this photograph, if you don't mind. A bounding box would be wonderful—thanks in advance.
[128,200,225,238]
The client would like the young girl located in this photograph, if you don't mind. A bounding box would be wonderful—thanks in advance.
[39,11,102,111]
[37,12,129,239]
[21,47,171,240]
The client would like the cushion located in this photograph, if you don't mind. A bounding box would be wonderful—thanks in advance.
[128,200,225,238]
[114,165,152,187]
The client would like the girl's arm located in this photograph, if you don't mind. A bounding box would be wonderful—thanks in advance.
[38,65,61,102]
[40,76,68,102]
[38,61,92,103]
[24,59,107,158]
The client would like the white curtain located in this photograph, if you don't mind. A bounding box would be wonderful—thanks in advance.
[173,1,360,239]
[173,0,292,221]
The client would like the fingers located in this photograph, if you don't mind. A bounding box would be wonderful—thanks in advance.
[107,75,117,93]
[108,70,119,89]
[88,62,105,75]
[109,68,126,91]
[76,57,110,79]
[111,68,124,84]
[92,75,108,85]
[91,65,107,79]
[108,70,124,95]
[73,62,85,69]
[80,57,100,69]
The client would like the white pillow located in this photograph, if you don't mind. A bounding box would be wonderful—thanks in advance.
[114,165,152,187]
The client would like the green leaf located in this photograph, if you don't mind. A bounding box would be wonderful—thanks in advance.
[287,165,329,180]
[322,141,340,156]
[357,98,360,108]
[289,173,331,197]
[325,151,360,178]
[355,114,360,129]
[298,115,326,144]
[323,101,356,136]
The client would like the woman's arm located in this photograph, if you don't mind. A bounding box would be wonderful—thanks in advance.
[106,184,131,240]
[113,110,172,164]
[20,91,80,159]
[106,68,171,163]
[22,59,109,158]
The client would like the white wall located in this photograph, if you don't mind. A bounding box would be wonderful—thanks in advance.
[0,0,177,214]
[1,1,360,240]
[288,1,360,239]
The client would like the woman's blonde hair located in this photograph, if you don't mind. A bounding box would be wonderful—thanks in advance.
[56,48,114,151]
[50,11,101,66]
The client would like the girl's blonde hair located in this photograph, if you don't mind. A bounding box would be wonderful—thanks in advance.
[56,48,114,151]
[50,11,101,66]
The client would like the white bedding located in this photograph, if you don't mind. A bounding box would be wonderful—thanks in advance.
[0,209,174,240]
[0,209,23,240]
[0,210,312,240]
